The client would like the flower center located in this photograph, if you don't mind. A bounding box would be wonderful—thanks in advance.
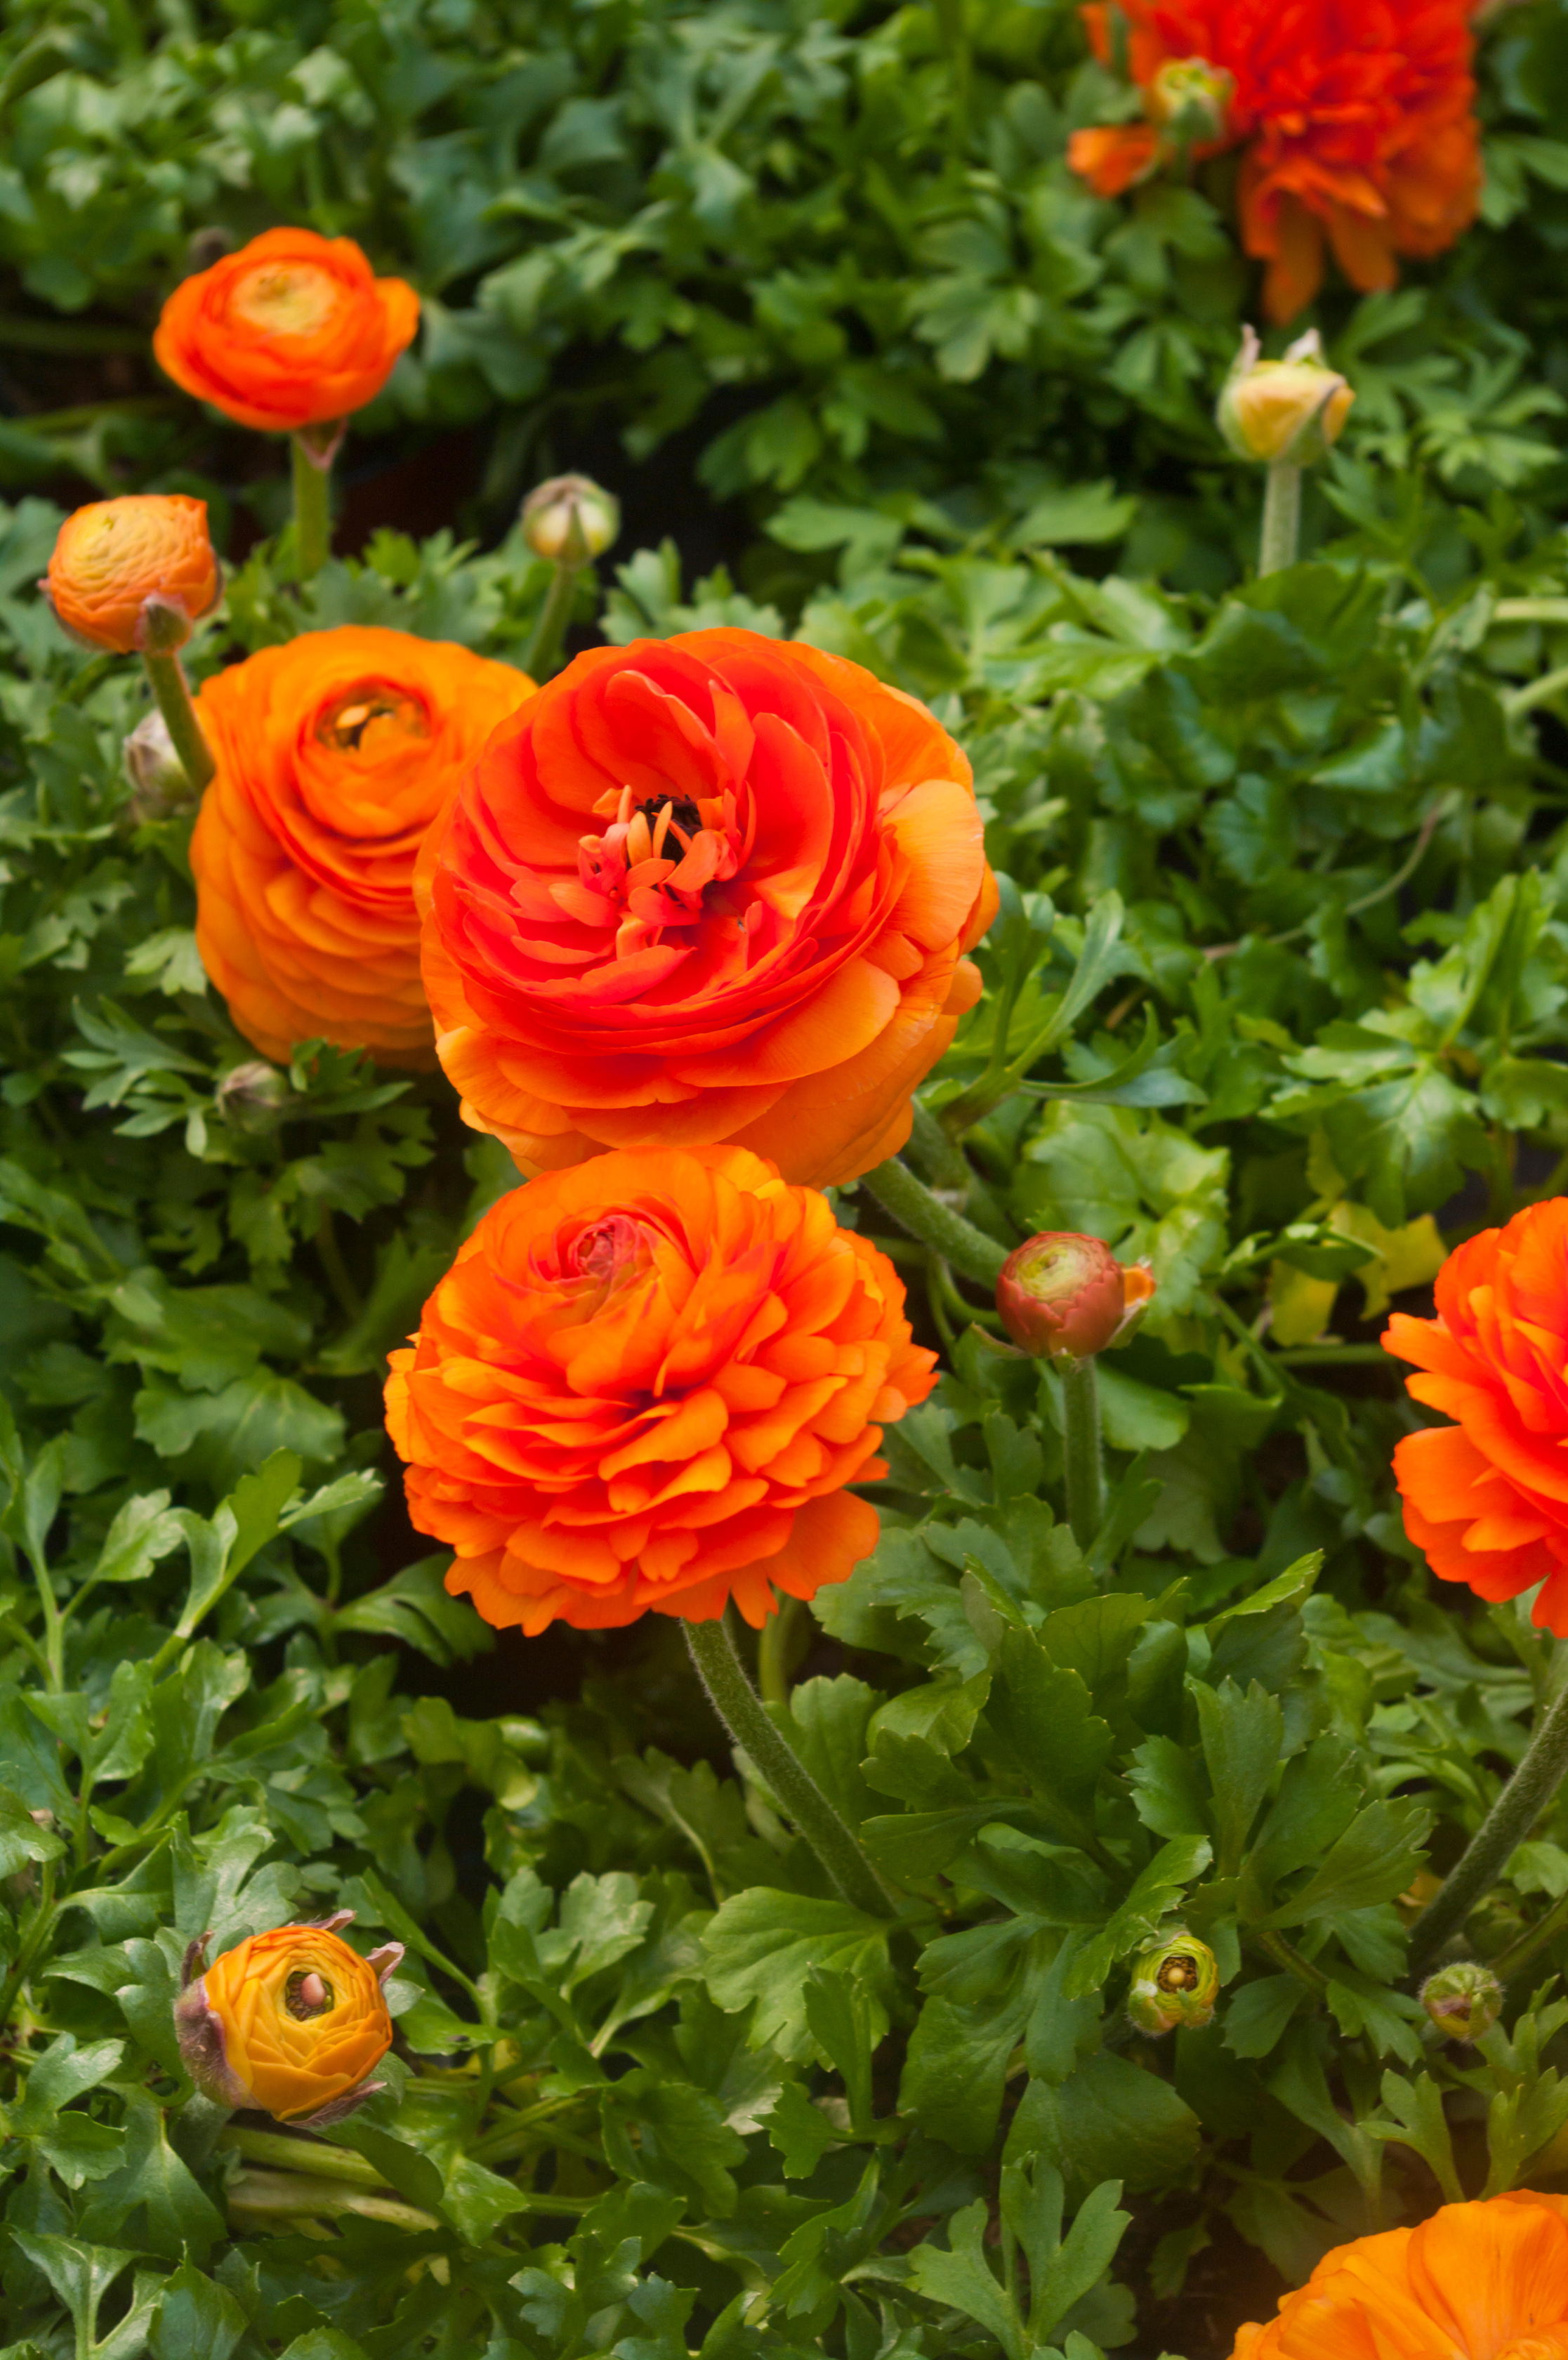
[317,685,430,754]
[1156,1952,1200,1994]
[284,1968,334,2019]
[570,783,751,964]
[571,1213,655,1292]
[232,263,341,339]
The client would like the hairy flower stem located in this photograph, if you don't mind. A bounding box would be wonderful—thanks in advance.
[1061,1357,1105,1552]
[1258,460,1301,575]
[523,559,582,682]
[291,433,334,579]
[140,652,214,794]
[1408,1673,1568,1976]
[861,1156,1008,1289]
[685,1611,895,1919]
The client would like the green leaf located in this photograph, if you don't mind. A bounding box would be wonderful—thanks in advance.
[982,1629,1114,1841]
[150,2260,248,2360]
[1260,1799,1432,1928]
[701,1889,892,2062]
[1196,1679,1283,1877]
[907,2199,1025,2360]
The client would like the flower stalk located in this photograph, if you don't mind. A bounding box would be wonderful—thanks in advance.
[860,1156,1009,1288]
[1258,460,1301,575]
[291,428,338,580]
[1061,1356,1105,1551]
[685,1611,895,1920]
[138,596,215,795]
[1408,1672,1568,1975]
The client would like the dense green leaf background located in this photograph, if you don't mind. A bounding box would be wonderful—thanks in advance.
[11,4,1568,2357]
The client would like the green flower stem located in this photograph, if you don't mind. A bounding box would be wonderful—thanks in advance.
[860,1157,1008,1290]
[523,559,583,682]
[1258,460,1301,575]
[219,2127,391,2189]
[1060,1356,1105,1552]
[685,1611,894,1919]
[227,2165,441,2233]
[1408,1672,1568,1976]
[140,652,214,795]
[291,433,334,579]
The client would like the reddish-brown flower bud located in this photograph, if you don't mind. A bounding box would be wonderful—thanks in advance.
[996,1232,1155,1361]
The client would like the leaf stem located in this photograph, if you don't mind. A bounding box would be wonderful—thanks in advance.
[1407,1671,1568,1976]
[1258,461,1301,575]
[1060,1357,1104,1552]
[315,1205,363,1321]
[140,652,214,794]
[859,1157,1008,1289]
[685,1610,895,1918]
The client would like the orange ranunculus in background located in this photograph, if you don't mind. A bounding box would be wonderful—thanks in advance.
[1230,2191,1568,2359]
[1069,0,1482,323]
[384,1143,937,1634]
[154,228,420,433]
[420,628,997,1188]
[44,495,219,656]
[174,1912,403,2127]
[191,625,534,1065]
[1383,1198,1568,1634]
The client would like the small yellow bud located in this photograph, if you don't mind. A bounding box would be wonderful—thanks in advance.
[1421,1961,1503,2044]
[1127,1929,1220,2035]
[1147,56,1234,145]
[1218,327,1355,467]
[521,474,619,566]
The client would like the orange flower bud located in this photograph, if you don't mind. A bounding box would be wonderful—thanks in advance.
[154,227,419,435]
[1217,326,1355,466]
[174,1912,402,2127]
[44,496,220,658]
[996,1233,1156,1362]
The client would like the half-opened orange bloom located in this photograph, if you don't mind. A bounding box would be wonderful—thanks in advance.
[419,628,997,1188]
[384,1143,937,1634]
[154,227,420,433]
[1384,1200,1568,1634]
[191,625,534,1064]
[1069,0,1481,322]
[1232,2191,1568,2359]
[44,495,219,656]
[175,1913,402,2127]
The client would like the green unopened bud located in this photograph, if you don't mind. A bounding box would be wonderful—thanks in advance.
[1147,56,1233,144]
[521,474,619,567]
[1218,327,1354,467]
[124,709,197,823]
[1421,1960,1503,2043]
[1127,1930,1219,2035]
[216,1060,293,1134]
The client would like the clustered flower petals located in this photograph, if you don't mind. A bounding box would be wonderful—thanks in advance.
[420,629,997,1188]
[154,226,420,433]
[191,625,534,1065]
[1069,0,1481,322]
[384,1143,937,1634]
[1232,2191,1568,2359]
[1383,1198,1568,1634]
[175,1913,402,2127]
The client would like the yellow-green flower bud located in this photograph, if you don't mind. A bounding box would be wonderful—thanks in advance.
[1217,327,1355,467]
[1421,1960,1503,2044]
[1127,1929,1219,2035]
[1147,56,1233,145]
[216,1059,294,1134]
[521,474,619,566]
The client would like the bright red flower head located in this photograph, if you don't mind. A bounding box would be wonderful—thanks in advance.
[419,628,996,1188]
[383,1143,937,1634]
[1069,0,1481,322]
[1383,1199,1568,1634]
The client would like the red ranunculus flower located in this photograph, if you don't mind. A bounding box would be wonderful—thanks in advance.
[1069,0,1482,322]
[419,629,996,1188]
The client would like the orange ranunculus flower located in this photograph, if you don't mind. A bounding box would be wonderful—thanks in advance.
[1383,1199,1568,1634]
[44,495,219,657]
[190,625,535,1066]
[1231,2191,1568,2359]
[1070,0,1481,323]
[174,1913,403,2127]
[419,628,997,1188]
[384,1143,937,1634]
[154,227,420,433]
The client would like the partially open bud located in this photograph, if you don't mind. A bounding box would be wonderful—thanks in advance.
[1128,1930,1219,2035]
[124,709,197,822]
[175,1913,403,2127]
[216,1059,294,1134]
[43,495,220,657]
[996,1232,1156,1363]
[1421,1960,1503,2044]
[1218,327,1355,467]
[521,474,619,566]
[1147,56,1234,144]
